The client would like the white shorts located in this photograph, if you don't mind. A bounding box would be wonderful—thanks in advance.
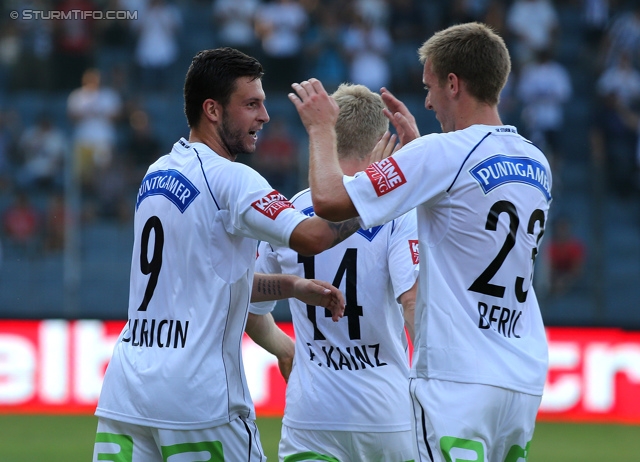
[279,424,415,462]
[93,415,266,462]
[409,378,541,462]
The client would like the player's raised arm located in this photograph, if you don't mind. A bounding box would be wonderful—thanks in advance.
[288,79,358,222]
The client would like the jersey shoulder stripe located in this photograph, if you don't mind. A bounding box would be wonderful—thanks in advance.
[195,148,220,210]
[446,131,491,193]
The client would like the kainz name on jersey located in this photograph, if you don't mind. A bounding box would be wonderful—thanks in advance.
[469,154,551,202]
[137,169,200,213]
[306,342,387,371]
[122,318,189,348]
[251,190,294,219]
[365,158,407,197]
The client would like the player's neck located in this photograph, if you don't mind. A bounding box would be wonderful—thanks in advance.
[453,97,502,131]
[339,155,370,176]
[188,128,235,161]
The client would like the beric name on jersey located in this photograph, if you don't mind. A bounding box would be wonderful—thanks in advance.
[305,342,388,371]
[477,302,522,338]
[122,318,190,348]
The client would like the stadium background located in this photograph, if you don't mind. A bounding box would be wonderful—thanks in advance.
[0,0,639,460]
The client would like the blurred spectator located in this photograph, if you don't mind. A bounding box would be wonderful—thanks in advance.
[506,0,559,68]
[302,5,347,93]
[124,108,162,185]
[482,0,508,35]
[599,4,640,70]
[0,110,23,192]
[582,0,611,51]
[590,90,639,198]
[253,116,298,199]
[51,0,97,91]
[451,0,492,23]
[93,157,132,222]
[498,73,519,126]
[546,216,586,296]
[96,0,136,74]
[15,112,67,193]
[42,191,66,253]
[354,0,390,27]
[2,189,41,257]
[0,21,20,92]
[388,0,424,91]
[107,62,138,133]
[67,68,122,199]
[596,51,640,106]
[132,0,182,93]
[593,35,640,198]
[516,49,572,166]
[10,0,53,92]
[342,11,392,91]
[211,0,261,56]
[254,0,308,91]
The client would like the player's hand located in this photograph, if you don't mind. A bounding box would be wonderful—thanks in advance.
[380,87,420,146]
[292,277,345,321]
[370,131,399,164]
[288,78,339,133]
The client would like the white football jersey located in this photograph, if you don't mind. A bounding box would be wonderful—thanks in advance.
[344,125,552,395]
[96,138,308,430]
[250,188,418,432]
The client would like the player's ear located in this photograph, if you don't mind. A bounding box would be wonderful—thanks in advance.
[202,99,222,123]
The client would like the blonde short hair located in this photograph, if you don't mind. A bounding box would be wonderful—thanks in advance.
[332,83,388,160]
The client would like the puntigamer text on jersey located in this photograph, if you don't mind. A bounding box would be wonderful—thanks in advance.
[469,154,552,202]
[137,169,200,213]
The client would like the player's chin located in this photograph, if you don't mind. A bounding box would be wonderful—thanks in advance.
[246,135,258,151]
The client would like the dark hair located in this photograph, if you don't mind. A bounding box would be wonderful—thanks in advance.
[183,47,264,128]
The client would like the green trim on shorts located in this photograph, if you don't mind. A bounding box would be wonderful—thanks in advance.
[95,433,224,462]
[283,451,341,462]
[504,440,531,462]
[161,441,224,462]
[95,433,134,462]
[440,436,484,462]
[440,436,531,462]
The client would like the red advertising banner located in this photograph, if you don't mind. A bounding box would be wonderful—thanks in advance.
[0,320,639,424]
[538,327,640,424]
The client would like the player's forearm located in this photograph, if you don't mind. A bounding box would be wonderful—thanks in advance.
[403,300,416,344]
[289,216,361,256]
[399,282,418,344]
[307,126,357,222]
[251,273,297,303]
[245,312,294,361]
